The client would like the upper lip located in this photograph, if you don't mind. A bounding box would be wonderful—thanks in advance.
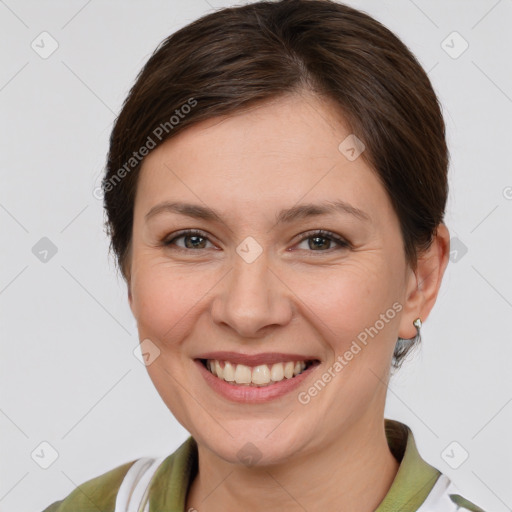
[195,351,319,367]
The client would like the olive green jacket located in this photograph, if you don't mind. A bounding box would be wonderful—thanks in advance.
[42,419,486,512]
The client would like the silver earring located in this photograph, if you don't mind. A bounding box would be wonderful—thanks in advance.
[397,317,422,343]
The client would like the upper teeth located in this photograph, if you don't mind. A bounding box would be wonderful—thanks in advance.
[206,360,307,386]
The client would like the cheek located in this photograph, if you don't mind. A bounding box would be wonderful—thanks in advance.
[288,258,399,355]
[130,261,214,344]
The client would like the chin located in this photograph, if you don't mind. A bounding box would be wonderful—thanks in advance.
[192,419,314,467]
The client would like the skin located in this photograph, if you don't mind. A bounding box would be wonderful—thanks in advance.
[127,91,450,511]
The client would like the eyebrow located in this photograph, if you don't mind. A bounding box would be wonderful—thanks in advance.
[145,200,371,224]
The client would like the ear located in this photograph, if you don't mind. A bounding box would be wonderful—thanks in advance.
[398,223,450,339]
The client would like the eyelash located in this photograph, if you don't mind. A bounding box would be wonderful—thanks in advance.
[162,229,350,253]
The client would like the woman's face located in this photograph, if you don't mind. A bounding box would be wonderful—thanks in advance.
[128,92,421,465]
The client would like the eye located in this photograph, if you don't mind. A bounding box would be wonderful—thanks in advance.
[163,229,215,251]
[162,229,350,253]
[294,229,350,252]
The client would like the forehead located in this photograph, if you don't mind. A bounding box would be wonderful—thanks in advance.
[147,93,352,167]
[134,93,393,226]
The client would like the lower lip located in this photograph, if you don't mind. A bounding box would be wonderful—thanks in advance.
[195,359,319,403]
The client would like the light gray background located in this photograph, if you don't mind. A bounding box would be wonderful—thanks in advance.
[1,1,511,511]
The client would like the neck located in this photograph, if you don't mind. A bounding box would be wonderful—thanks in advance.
[185,413,400,512]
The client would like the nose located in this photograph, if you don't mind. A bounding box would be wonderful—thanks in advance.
[211,250,293,339]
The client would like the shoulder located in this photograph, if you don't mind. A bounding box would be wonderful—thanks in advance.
[41,437,197,512]
[41,459,138,512]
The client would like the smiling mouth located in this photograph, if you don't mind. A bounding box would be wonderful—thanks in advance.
[199,358,319,387]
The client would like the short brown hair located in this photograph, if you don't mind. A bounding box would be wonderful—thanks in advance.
[102,0,449,368]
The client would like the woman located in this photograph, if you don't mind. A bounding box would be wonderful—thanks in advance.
[43,0,487,510]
